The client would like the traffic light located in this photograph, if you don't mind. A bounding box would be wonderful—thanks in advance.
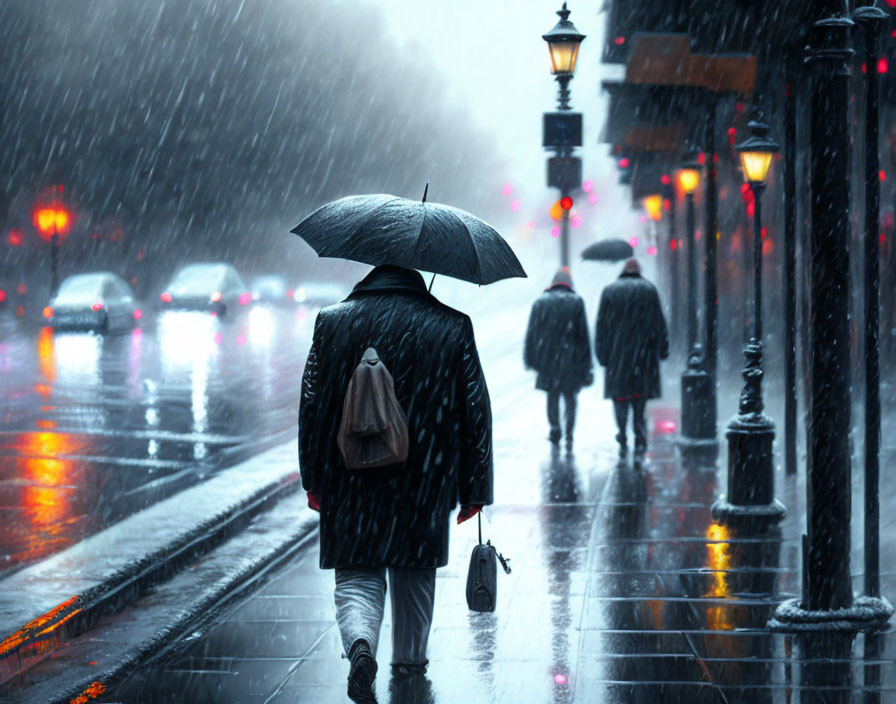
[560,196,573,210]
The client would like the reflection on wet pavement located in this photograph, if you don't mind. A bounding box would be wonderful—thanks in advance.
[0,308,316,575]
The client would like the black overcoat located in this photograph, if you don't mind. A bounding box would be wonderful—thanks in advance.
[299,266,493,570]
[524,285,593,393]
[595,272,669,400]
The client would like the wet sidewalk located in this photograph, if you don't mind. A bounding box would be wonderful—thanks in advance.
[106,399,896,703]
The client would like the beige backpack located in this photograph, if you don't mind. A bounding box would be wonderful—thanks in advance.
[337,347,409,469]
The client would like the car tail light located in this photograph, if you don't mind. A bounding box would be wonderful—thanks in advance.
[238,292,251,305]
[133,309,143,320]
[43,306,53,319]
[160,292,173,303]
[210,291,222,302]
[92,302,104,311]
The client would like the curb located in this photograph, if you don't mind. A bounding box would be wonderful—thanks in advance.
[41,512,319,704]
[0,469,301,686]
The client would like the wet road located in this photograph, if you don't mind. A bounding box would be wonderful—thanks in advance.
[0,305,316,575]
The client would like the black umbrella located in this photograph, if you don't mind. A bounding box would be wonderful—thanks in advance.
[291,189,526,285]
[581,239,633,262]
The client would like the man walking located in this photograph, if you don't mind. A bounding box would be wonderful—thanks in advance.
[524,266,593,452]
[299,264,493,703]
[596,258,669,459]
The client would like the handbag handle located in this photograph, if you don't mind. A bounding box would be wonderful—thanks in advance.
[478,511,482,546]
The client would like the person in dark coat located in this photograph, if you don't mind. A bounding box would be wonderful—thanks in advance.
[595,258,669,458]
[524,267,593,450]
[299,264,493,703]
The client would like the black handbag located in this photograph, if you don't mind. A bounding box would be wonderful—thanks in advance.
[465,513,511,613]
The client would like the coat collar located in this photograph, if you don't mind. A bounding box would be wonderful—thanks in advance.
[619,272,642,279]
[349,265,430,298]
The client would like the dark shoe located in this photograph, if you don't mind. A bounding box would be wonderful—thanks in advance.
[348,639,378,704]
[389,671,434,704]
[618,444,628,459]
[549,428,562,444]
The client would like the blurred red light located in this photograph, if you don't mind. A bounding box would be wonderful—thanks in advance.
[614,36,625,45]
[133,309,142,320]
[17,283,27,295]
[618,158,629,169]
[761,227,768,239]
[43,306,53,319]
[879,58,889,74]
[214,333,223,344]
[0,289,5,302]
[210,291,222,302]
[660,174,671,185]
[647,246,658,256]
[697,152,706,166]
[560,196,573,211]
[238,292,251,305]
[92,302,104,311]
[879,170,887,182]
[160,292,172,303]
[670,240,677,251]
[8,228,23,246]
[629,236,639,248]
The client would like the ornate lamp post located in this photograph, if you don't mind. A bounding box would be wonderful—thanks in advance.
[712,115,785,529]
[677,154,716,449]
[543,3,585,267]
[677,155,700,351]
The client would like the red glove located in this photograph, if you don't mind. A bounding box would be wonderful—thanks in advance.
[457,505,482,524]
[307,492,321,512]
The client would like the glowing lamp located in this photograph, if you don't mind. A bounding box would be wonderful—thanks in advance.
[643,194,663,222]
[210,291,223,302]
[677,152,701,195]
[43,306,53,319]
[91,302,104,311]
[560,196,573,211]
[542,3,585,76]
[735,118,779,186]
[160,292,173,303]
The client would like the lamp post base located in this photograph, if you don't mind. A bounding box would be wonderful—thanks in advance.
[769,596,893,632]
[680,344,716,444]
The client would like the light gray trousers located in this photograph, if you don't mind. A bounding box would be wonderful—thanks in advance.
[334,567,436,667]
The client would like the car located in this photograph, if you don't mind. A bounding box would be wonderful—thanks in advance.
[292,281,347,306]
[159,263,251,316]
[251,275,290,305]
[44,272,141,333]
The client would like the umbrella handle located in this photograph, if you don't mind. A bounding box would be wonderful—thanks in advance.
[428,273,436,292]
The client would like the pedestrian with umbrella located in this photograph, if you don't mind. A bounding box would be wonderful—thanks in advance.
[524,266,593,453]
[294,188,525,703]
[595,258,669,460]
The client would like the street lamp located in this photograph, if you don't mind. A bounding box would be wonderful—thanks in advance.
[33,199,73,296]
[676,154,700,352]
[542,3,585,268]
[712,114,785,530]
[643,194,663,222]
[543,2,585,109]
[677,152,716,450]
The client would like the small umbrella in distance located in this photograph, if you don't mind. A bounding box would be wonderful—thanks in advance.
[291,186,526,285]
[580,239,634,262]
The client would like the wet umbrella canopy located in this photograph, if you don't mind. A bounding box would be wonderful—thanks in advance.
[291,192,527,285]
[580,238,634,262]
